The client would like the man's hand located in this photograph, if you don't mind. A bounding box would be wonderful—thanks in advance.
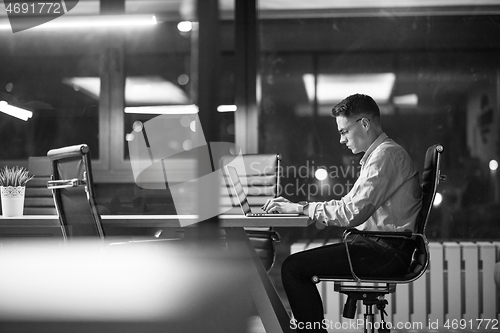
[262,196,302,214]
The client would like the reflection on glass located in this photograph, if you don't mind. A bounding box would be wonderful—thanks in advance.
[124,54,193,160]
[0,56,100,159]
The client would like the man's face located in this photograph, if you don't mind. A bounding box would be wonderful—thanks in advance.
[336,115,367,154]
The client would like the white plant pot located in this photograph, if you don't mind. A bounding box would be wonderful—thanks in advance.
[1,186,26,217]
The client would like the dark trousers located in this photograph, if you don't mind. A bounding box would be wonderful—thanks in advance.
[281,235,415,333]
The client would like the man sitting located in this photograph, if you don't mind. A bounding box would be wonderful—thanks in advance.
[263,93,422,333]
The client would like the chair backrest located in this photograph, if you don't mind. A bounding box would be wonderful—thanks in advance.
[220,154,281,214]
[47,144,104,239]
[220,154,282,272]
[415,144,444,235]
[404,144,444,281]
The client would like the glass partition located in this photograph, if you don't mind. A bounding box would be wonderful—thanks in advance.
[0,1,498,240]
[124,52,192,160]
[0,46,100,161]
[258,5,500,241]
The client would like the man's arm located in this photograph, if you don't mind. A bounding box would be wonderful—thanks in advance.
[262,148,414,223]
[312,148,416,227]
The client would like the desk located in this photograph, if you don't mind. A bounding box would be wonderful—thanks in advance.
[0,214,312,333]
[0,215,310,228]
[102,214,311,228]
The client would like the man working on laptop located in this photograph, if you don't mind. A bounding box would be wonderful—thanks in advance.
[262,93,422,332]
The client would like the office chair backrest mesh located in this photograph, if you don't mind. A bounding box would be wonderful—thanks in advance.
[47,144,104,239]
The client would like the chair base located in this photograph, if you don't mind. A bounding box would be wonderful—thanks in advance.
[334,282,396,294]
[334,282,394,333]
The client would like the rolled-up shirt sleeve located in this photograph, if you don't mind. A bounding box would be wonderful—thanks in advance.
[307,146,413,228]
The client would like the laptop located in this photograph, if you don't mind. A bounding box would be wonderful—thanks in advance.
[224,165,299,217]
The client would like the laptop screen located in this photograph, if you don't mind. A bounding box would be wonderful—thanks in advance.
[225,166,252,215]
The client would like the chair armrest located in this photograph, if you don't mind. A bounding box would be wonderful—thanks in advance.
[47,178,87,190]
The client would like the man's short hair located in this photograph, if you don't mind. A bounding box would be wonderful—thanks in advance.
[331,93,380,120]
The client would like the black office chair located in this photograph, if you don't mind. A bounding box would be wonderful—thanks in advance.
[311,144,445,333]
[220,154,282,272]
[47,144,104,239]
[47,144,177,243]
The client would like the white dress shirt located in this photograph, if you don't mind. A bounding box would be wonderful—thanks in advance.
[307,133,422,232]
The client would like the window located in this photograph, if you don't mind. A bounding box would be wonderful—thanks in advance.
[258,6,500,240]
[0,51,100,161]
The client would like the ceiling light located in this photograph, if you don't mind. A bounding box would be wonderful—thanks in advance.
[393,94,418,106]
[0,14,157,30]
[217,105,237,112]
[303,73,396,105]
[177,21,193,32]
[124,105,199,115]
[433,193,443,207]
[0,101,33,121]
[490,160,498,171]
[315,168,328,181]
[64,76,190,105]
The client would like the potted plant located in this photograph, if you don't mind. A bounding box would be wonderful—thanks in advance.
[0,166,34,217]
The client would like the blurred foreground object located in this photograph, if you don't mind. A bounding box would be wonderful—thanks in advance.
[0,239,252,333]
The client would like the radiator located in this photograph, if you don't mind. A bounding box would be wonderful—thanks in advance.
[290,241,500,331]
